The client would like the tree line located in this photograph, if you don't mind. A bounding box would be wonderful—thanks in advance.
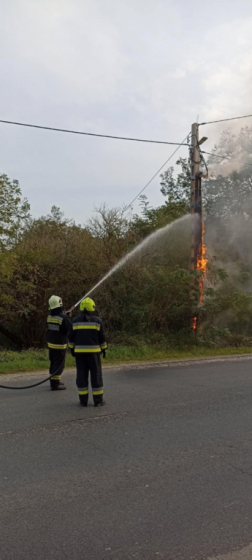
[1,127,252,349]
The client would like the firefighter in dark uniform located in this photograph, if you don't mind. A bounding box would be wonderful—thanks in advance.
[47,295,71,390]
[68,297,107,407]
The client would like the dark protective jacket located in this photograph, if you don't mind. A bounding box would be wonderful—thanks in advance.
[68,312,107,354]
[47,307,71,350]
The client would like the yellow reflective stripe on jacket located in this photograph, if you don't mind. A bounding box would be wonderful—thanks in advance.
[73,323,100,331]
[68,342,75,349]
[48,343,67,350]
[47,318,63,325]
[101,343,107,350]
[73,325,100,330]
[74,346,101,353]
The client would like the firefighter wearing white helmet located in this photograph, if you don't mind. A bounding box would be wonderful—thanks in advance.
[68,297,107,406]
[47,295,71,390]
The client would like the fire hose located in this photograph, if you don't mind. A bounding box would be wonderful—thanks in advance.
[0,353,67,390]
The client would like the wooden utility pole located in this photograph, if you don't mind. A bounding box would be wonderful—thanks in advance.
[190,122,202,274]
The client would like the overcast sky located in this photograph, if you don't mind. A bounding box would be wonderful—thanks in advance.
[1,0,252,223]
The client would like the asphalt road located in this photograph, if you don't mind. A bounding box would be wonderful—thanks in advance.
[1,358,252,560]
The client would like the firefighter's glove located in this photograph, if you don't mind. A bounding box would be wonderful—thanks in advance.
[102,350,106,359]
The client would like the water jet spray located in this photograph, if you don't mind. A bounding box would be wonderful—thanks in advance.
[67,214,194,314]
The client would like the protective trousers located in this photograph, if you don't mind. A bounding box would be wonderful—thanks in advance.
[49,348,66,389]
[75,353,103,406]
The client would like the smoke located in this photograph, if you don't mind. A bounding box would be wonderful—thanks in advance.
[202,206,252,337]
[206,203,252,260]
[205,124,252,177]
[204,195,252,303]
[224,215,252,264]
[203,128,252,317]
[209,154,252,177]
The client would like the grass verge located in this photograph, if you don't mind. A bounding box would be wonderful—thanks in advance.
[0,345,251,375]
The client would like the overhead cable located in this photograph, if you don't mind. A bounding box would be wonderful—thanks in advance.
[201,150,252,166]
[200,114,252,126]
[0,119,189,146]
[201,151,232,160]
[124,133,190,213]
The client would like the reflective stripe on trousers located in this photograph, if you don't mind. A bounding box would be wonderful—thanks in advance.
[78,388,89,395]
[92,388,103,395]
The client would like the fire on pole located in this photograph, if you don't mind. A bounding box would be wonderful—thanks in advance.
[190,123,208,330]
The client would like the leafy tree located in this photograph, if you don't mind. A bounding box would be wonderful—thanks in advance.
[131,157,190,239]
[0,174,30,248]
[0,175,30,345]
[87,205,131,267]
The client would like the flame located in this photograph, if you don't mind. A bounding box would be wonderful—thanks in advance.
[193,224,208,330]
[197,224,207,304]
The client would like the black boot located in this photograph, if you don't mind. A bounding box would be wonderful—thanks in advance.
[79,395,88,407]
[94,400,105,407]
[59,381,66,389]
[51,381,66,391]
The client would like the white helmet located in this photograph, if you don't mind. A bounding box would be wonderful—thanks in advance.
[48,295,63,310]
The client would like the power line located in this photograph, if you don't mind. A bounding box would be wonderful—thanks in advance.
[202,150,252,165]
[201,150,231,160]
[0,119,189,146]
[200,114,252,126]
[124,133,190,213]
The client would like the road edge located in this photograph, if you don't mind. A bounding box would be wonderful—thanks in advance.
[2,352,252,380]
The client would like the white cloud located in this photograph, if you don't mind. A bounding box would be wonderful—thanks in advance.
[0,1,252,220]
[196,18,252,120]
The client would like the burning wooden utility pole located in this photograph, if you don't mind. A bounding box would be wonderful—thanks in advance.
[190,123,202,274]
[190,123,207,330]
